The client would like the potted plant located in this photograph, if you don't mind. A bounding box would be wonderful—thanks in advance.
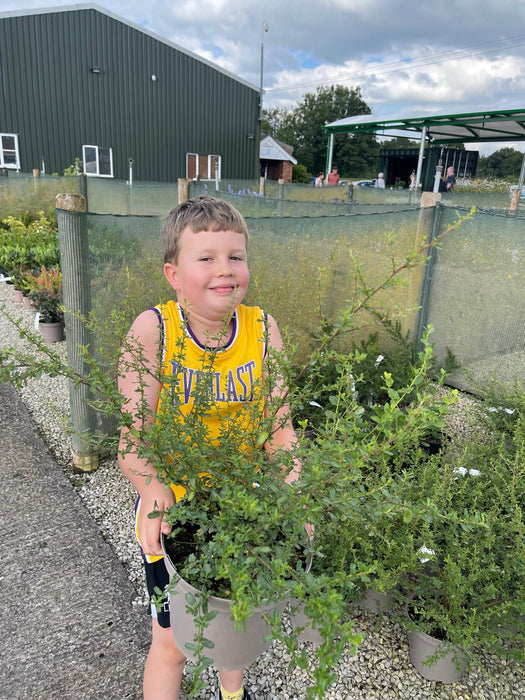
[111,313,378,698]
[292,331,455,614]
[8,263,31,302]
[393,418,525,682]
[27,266,65,341]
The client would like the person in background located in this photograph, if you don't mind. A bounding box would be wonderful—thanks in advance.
[315,172,325,187]
[375,172,385,189]
[326,166,340,186]
[409,170,416,191]
[445,166,456,191]
[439,166,456,192]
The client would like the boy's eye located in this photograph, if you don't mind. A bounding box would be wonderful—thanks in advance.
[230,255,244,261]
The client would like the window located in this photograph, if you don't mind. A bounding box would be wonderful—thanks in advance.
[186,153,221,180]
[0,134,20,169]
[82,144,114,177]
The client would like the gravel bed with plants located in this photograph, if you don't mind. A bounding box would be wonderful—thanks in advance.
[0,281,523,700]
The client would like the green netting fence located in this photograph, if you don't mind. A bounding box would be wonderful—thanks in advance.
[50,193,525,457]
[55,195,525,395]
[76,204,425,360]
[1,173,521,220]
[0,173,81,217]
[420,203,525,392]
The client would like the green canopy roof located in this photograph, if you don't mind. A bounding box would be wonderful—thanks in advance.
[324,108,525,145]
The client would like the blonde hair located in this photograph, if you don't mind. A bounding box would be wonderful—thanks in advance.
[161,195,249,264]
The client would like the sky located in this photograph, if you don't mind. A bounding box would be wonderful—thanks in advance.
[4,0,525,155]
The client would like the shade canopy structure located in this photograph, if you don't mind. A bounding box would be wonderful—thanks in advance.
[323,108,525,191]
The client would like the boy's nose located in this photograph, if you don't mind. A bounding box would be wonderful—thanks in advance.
[215,259,233,276]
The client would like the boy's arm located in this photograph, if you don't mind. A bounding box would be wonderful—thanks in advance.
[263,314,302,485]
[118,309,175,558]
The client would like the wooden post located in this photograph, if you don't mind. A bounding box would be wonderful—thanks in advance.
[509,188,520,212]
[178,178,191,204]
[56,193,99,472]
[420,191,442,209]
[259,176,265,197]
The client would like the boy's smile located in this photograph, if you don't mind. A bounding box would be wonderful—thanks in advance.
[164,227,250,326]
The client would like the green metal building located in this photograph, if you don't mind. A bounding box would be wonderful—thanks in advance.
[0,4,260,181]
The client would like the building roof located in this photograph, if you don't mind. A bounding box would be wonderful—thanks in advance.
[0,3,258,92]
[260,135,297,164]
[324,108,525,145]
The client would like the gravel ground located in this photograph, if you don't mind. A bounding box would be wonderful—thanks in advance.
[0,281,523,700]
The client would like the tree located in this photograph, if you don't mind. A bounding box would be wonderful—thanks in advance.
[381,136,422,150]
[476,147,524,179]
[260,107,292,139]
[263,85,378,177]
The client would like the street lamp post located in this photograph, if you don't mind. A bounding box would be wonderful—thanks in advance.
[259,21,269,123]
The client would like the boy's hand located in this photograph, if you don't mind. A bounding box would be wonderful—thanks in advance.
[138,484,176,557]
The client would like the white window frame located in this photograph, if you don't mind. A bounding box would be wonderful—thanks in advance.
[82,144,114,178]
[186,153,222,180]
[0,133,20,169]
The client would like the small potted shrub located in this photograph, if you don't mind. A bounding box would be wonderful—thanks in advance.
[27,266,64,341]
[297,338,454,614]
[394,421,525,682]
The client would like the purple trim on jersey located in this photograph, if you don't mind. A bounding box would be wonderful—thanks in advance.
[178,303,238,351]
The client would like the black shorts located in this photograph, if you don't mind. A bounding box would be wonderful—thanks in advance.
[144,557,171,629]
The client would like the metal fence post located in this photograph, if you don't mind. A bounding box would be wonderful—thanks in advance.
[56,193,99,472]
[415,199,443,344]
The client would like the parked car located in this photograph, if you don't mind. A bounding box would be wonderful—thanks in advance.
[352,179,375,188]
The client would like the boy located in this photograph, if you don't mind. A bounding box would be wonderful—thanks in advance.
[118,195,302,700]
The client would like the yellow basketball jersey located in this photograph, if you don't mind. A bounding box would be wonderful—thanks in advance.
[156,300,267,437]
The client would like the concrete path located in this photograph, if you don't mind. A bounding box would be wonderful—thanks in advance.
[0,383,150,699]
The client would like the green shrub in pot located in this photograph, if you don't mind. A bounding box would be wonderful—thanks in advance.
[393,421,525,671]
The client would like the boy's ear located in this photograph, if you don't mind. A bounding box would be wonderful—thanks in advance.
[164,262,179,290]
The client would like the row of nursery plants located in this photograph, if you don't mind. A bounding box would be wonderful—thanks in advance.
[0,209,523,697]
[0,212,64,335]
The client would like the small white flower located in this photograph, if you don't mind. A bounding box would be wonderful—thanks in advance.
[419,546,436,563]
[309,401,322,408]
[453,467,468,477]
[488,405,515,414]
[468,469,481,476]
[374,355,384,366]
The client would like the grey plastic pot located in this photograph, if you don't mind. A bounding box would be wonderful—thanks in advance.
[39,321,65,343]
[288,598,323,645]
[161,533,287,671]
[408,629,467,683]
[359,588,394,614]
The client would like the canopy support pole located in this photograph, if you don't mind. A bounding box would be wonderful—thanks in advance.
[325,132,334,177]
[414,126,427,191]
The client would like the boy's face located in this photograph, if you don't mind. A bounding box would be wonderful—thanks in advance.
[164,227,250,321]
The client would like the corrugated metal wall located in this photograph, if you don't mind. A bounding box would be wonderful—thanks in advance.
[0,8,259,181]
